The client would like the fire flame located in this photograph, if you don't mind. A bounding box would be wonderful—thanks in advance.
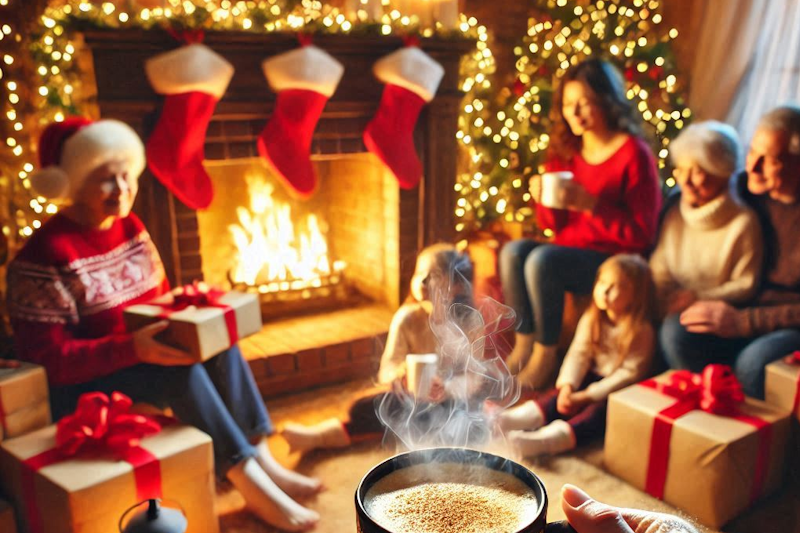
[229,175,344,291]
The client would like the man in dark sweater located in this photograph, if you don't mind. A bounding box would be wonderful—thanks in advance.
[661,104,800,397]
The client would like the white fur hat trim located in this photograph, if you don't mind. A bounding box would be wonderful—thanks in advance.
[32,120,146,201]
[145,43,234,99]
[373,47,444,102]
[262,46,344,98]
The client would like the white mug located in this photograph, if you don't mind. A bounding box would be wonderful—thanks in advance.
[405,353,438,400]
[539,171,574,209]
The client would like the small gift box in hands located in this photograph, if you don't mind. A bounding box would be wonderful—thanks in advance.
[124,282,262,362]
[765,351,800,423]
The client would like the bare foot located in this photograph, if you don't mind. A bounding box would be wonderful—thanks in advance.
[227,457,319,532]
[256,441,324,499]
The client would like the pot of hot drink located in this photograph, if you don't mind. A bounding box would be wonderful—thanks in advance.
[355,447,576,533]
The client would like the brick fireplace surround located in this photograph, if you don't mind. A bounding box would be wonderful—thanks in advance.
[82,30,473,397]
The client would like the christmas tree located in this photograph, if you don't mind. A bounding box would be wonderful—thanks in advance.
[455,0,691,236]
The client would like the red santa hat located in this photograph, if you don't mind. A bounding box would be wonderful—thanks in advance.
[30,117,146,200]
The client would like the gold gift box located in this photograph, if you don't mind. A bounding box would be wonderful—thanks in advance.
[0,424,218,533]
[124,290,262,361]
[0,363,51,442]
[765,359,800,422]
[605,372,790,529]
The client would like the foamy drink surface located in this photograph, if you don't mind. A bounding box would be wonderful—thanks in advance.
[364,462,539,533]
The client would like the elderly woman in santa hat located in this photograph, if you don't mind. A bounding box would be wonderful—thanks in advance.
[6,117,320,532]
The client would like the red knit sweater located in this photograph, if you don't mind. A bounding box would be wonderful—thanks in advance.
[6,213,169,386]
[537,136,662,254]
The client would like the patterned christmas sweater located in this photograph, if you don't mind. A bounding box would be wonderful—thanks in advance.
[6,213,168,386]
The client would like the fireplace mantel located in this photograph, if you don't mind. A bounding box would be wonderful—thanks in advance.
[82,29,474,303]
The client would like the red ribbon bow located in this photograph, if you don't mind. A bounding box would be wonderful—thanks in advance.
[22,392,164,533]
[785,350,800,365]
[641,365,770,502]
[170,281,226,310]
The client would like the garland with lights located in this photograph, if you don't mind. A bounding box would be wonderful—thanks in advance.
[0,0,494,249]
[454,0,691,236]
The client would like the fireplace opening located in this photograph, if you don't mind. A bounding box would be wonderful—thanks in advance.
[198,154,401,321]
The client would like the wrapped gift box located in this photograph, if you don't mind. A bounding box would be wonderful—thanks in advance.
[0,363,51,442]
[765,357,800,422]
[124,289,261,361]
[0,424,218,533]
[605,370,790,529]
[0,499,18,533]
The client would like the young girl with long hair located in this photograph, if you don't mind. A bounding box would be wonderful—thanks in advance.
[498,254,656,457]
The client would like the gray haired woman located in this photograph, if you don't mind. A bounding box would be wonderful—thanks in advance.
[652,121,763,365]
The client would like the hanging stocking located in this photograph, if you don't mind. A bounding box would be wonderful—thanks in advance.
[363,45,444,189]
[145,37,233,209]
[257,43,344,198]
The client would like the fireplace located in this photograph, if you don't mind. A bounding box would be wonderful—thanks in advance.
[82,30,473,397]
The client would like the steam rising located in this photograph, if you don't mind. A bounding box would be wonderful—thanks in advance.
[377,263,520,451]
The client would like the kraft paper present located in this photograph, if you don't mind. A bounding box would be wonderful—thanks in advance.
[0,424,218,533]
[124,290,261,361]
[0,499,18,533]
[0,363,51,442]
[765,359,800,422]
[605,373,790,529]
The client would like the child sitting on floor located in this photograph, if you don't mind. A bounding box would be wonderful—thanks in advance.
[281,243,476,452]
[497,254,655,458]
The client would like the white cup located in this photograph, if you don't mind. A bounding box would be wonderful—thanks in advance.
[405,353,438,400]
[540,171,574,209]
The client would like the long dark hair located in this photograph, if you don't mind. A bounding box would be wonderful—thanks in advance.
[549,58,642,161]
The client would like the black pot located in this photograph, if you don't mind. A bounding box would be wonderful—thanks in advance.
[355,448,576,533]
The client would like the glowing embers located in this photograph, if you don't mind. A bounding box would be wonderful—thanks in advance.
[228,173,346,302]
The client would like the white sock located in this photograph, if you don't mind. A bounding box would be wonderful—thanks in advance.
[508,420,576,458]
[255,440,323,498]
[226,457,319,532]
[282,418,351,453]
[505,333,535,374]
[497,400,545,432]
[517,343,558,389]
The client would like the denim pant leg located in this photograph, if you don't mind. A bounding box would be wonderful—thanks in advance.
[524,245,609,345]
[50,363,259,478]
[499,239,540,334]
[202,345,273,440]
[658,314,746,372]
[734,329,800,399]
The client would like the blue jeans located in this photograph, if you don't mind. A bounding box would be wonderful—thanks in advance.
[50,345,272,476]
[659,313,800,398]
[499,241,609,345]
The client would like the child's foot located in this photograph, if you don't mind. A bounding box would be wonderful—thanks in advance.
[281,418,351,453]
[227,457,319,532]
[505,333,535,374]
[497,400,545,432]
[256,441,324,499]
[508,419,576,458]
[517,343,558,389]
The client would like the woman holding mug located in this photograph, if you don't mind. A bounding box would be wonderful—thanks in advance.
[500,59,661,388]
[6,117,320,532]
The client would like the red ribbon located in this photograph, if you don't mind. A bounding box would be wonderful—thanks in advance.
[166,28,205,44]
[155,282,239,347]
[640,365,772,503]
[20,392,162,533]
[786,351,800,415]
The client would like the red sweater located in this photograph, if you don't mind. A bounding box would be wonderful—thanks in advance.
[537,136,662,254]
[6,213,169,386]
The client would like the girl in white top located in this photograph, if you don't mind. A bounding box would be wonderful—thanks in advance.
[498,254,655,458]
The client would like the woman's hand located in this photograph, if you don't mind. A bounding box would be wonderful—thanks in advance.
[557,385,574,415]
[529,175,543,203]
[561,484,699,533]
[132,321,195,366]
[560,181,597,212]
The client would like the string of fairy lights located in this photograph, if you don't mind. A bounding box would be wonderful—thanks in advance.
[0,0,494,243]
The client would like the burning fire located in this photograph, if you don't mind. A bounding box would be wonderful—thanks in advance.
[229,175,345,293]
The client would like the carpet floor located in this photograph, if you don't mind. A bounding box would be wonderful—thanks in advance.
[216,379,800,533]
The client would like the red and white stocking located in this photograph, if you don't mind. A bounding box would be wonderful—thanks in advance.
[144,43,233,209]
[258,45,344,199]
[364,47,444,189]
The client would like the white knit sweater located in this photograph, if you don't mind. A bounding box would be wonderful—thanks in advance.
[649,192,763,304]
